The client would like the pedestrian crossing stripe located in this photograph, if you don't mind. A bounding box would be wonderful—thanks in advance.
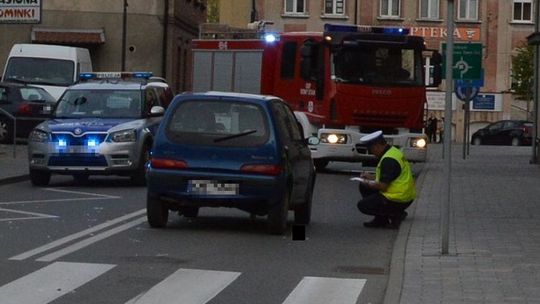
[0,263,367,304]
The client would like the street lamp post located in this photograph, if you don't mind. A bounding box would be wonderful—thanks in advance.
[528,0,540,164]
[121,0,128,71]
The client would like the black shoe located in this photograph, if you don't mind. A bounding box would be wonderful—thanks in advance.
[388,215,403,229]
[400,211,408,221]
[363,217,389,228]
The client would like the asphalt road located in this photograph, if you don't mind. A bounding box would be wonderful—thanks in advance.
[0,162,416,304]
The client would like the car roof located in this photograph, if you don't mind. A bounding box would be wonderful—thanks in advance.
[67,81,146,91]
[176,91,281,104]
[0,81,48,90]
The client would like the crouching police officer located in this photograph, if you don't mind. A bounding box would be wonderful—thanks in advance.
[356,131,416,229]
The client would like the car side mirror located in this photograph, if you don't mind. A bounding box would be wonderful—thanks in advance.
[149,106,165,117]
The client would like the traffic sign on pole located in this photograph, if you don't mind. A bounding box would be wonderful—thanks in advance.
[442,43,483,80]
[454,85,480,102]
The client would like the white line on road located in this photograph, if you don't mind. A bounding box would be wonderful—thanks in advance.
[44,188,121,198]
[0,187,120,206]
[282,276,366,304]
[124,268,241,304]
[0,207,58,222]
[9,208,146,261]
[0,261,115,304]
[36,216,147,262]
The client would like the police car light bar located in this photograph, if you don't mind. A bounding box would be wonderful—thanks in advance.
[324,24,410,36]
[79,72,154,81]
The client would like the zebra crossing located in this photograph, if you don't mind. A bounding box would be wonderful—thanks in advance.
[0,262,367,304]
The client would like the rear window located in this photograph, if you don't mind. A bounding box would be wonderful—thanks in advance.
[166,99,269,147]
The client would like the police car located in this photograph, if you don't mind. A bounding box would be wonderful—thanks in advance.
[27,72,173,186]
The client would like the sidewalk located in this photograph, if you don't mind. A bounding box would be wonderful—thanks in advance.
[0,144,29,185]
[386,144,540,304]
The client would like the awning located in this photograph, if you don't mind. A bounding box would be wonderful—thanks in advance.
[31,28,105,45]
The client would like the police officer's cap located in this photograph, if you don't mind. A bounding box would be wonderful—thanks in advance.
[360,130,385,147]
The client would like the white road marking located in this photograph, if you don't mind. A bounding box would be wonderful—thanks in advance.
[10,209,146,261]
[36,216,147,262]
[0,187,120,206]
[0,262,115,304]
[282,276,366,304]
[124,268,241,304]
[0,207,58,222]
[44,187,120,198]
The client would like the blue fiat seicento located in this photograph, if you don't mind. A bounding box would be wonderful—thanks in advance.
[146,91,316,234]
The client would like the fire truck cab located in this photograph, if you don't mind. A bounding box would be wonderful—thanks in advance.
[191,24,442,170]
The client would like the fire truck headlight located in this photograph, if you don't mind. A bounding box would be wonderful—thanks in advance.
[411,137,427,148]
[320,133,347,144]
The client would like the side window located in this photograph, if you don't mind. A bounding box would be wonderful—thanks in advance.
[272,101,303,141]
[282,104,303,141]
[144,88,159,112]
[0,87,7,102]
[281,42,297,79]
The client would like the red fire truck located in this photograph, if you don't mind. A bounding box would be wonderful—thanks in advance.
[191,24,442,170]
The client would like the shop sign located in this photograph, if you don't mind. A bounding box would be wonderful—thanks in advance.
[0,0,41,24]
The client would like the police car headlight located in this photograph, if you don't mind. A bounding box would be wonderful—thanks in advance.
[109,129,137,142]
[320,133,347,144]
[411,137,427,148]
[29,129,50,142]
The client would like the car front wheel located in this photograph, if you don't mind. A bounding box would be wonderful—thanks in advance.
[0,119,13,144]
[30,169,51,186]
[511,137,521,146]
[146,193,169,228]
[472,137,482,145]
[131,145,150,186]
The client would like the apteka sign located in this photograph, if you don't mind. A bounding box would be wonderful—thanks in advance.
[0,0,41,24]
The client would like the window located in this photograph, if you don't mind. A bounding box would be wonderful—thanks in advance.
[457,0,478,21]
[513,0,533,22]
[281,42,297,79]
[325,0,345,15]
[419,0,439,19]
[285,0,306,14]
[380,0,400,18]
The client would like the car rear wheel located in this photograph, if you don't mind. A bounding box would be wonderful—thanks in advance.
[267,188,289,235]
[146,193,169,228]
[511,137,521,146]
[472,137,482,145]
[30,169,51,186]
[0,119,13,144]
[294,177,314,225]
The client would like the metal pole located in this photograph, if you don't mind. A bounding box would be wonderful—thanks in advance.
[250,0,257,23]
[121,0,128,71]
[162,0,169,78]
[532,0,540,164]
[442,0,454,255]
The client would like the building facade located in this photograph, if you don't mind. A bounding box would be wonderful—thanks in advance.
[220,0,536,143]
[0,0,207,94]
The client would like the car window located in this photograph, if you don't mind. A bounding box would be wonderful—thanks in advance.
[55,89,142,118]
[0,87,7,102]
[144,88,160,112]
[488,122,503,131]
[271,101,303,141]
[166,99,269,147]
[20,87,55,102]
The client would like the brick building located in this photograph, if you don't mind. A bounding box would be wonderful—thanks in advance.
[219,0,537,143]
[0,0,207,94]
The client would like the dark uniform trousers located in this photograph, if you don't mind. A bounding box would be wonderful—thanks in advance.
[357,183,412,218]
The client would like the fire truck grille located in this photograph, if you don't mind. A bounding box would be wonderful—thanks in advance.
[352,113,407,125]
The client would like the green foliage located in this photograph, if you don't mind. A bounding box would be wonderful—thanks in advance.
[207,0,219,23]
[511,43,534,101]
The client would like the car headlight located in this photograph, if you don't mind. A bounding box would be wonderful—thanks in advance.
[320,133,347,144]
[410,137,427,148]
[109,129,137,142]
[29,129,50,142]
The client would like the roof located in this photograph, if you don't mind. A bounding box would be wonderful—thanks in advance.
[31,28,105,45]
[69,81,143,90]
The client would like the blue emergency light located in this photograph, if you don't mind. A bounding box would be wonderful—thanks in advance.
[324,24,409,36]
[87,139,97,147]
[262,33,279,43]
[58,139,67,147]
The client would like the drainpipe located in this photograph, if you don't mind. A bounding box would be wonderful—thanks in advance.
[250,0,257,22]
[162,0,169,78]
[121,0,128,71]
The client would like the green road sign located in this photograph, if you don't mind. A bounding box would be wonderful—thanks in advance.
[442,43,483,80]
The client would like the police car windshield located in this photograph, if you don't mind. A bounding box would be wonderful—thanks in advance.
[54,89,142,119]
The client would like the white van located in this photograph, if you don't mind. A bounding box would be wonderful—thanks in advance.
[2,44,92,100]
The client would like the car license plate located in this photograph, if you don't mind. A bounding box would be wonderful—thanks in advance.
[188,180,239,195]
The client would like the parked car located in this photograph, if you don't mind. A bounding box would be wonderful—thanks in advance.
[471,120,533,146]
[0,82,56,143]
[27,72,173,186]
[146,91,316,235]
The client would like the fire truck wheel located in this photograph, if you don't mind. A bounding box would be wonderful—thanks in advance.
[313,159,329,171]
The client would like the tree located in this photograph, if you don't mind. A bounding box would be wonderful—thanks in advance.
[511,43,534,118]
[207,0,219,23]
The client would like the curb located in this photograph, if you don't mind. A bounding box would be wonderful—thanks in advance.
[382,163,427,304]
[0,175,29,186]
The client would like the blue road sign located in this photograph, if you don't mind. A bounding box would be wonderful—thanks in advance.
[455,85,480,102]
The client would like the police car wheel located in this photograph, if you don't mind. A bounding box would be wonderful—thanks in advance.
[147,193,169,228]
[131,145,150,186]
[30,169,51,186]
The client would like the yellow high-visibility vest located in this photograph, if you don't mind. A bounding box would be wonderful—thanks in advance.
[375,146,416,203]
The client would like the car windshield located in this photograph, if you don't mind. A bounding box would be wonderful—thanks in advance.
[166,100,269,147]
[54,89,142,118]
[4,57,75,86]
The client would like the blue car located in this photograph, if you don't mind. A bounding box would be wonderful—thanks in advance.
[146,92,316,234]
